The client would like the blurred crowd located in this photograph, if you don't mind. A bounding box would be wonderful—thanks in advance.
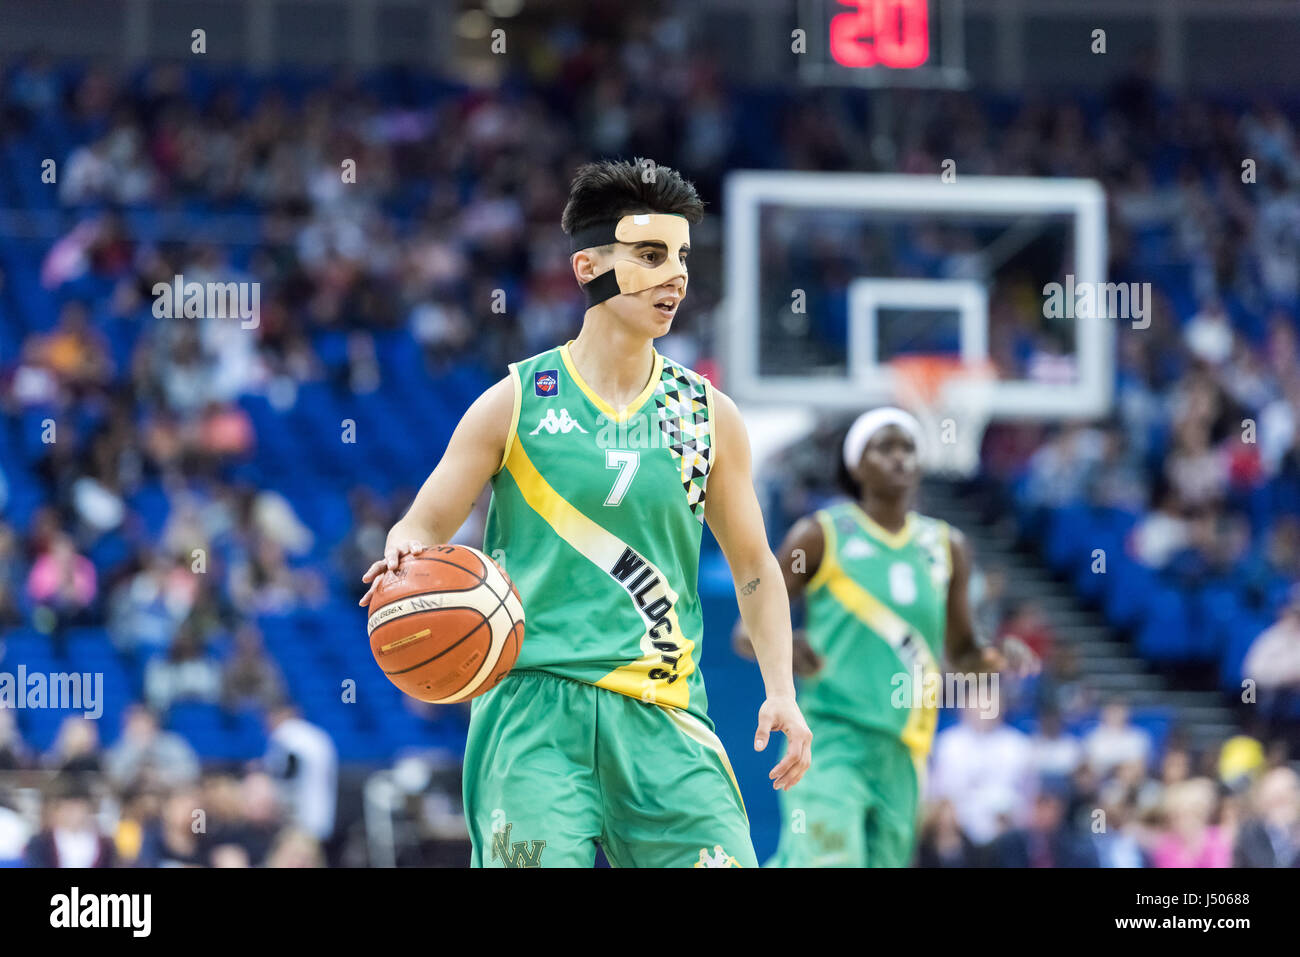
[918,699,1300,867]
[0,702,340,867]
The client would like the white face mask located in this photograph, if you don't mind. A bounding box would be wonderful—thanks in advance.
[574,213,690,306]
[607,213,690,297]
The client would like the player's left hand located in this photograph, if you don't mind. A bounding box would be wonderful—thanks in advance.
[755,695,812,790]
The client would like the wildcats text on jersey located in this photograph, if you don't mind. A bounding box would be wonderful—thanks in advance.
[609,546,681,681]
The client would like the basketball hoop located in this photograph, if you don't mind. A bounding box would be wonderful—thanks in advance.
[887,355,997,477]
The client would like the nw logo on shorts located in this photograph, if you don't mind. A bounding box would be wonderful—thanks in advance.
[492,823,546,868]
[529,408,587,435]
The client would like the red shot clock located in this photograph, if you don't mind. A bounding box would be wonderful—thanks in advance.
[829,0,931,70]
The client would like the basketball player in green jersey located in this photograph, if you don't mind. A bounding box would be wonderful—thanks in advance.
[358,158,811,868]
[735,407,1035,867]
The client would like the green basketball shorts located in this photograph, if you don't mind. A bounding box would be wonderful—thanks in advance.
[463,670,757,868]
[766,718,922,868]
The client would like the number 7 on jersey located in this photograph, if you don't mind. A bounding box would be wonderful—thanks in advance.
[604,449,640,506]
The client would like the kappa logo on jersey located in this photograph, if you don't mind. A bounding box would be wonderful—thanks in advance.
[491,823,546,868]
[529,408,588,435]
[694,845,741,868]
[842,538,876,559]
[534,369,559,396]
[609,547,681,681]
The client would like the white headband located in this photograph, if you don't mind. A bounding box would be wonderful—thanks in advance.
[842,407,924,471]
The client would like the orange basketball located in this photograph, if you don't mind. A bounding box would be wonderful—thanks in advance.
[366,544,524,703]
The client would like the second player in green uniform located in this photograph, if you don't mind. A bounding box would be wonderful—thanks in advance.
[737,407,1034,867]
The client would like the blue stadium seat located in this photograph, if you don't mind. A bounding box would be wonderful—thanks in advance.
[1221,613,1273,695]
[1102,554,1156,631]
[1192,585,1246,663]
[1135,586,1191,662]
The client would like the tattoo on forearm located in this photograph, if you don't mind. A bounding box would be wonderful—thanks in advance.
[741,578,760,596]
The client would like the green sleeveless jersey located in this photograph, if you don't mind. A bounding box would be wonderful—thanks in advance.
[483,342,716,725]
[800,501,953,758]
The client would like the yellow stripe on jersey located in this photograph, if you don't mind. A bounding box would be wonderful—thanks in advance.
[503,438,697,710]
[804,510,838,594]
[937,519,953,584]
[496,363,523,475]
[820,557,941,760]
[662,705,747,819]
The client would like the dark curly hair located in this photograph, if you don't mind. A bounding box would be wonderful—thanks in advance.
[561,157,705,237]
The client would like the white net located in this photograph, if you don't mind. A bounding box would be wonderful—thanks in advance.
[888,355,997,478]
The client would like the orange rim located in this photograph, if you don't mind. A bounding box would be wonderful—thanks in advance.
[888,354,996,405]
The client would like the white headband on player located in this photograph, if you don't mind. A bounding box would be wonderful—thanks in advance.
[842,407,924,471]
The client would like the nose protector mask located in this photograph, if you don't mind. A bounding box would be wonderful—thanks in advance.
[569,212,690,308]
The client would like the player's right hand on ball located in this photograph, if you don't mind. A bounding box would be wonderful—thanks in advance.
[358,540,427,606]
